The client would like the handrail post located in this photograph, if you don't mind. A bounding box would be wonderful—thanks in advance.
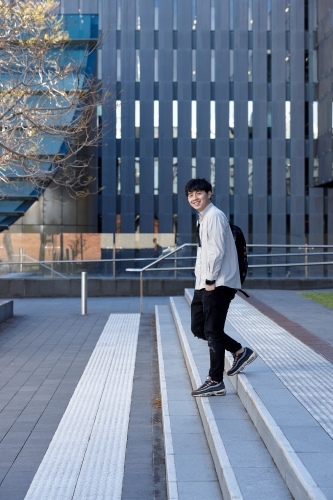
[81,272,88,315]
[140,271,143,314]
[112,243,116,279]
[19,248,23,272]
[305,244,308,279]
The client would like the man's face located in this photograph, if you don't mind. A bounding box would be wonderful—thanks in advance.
[187,190,212,212]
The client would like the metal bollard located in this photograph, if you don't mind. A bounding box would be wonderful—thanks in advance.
[81,272,88,315]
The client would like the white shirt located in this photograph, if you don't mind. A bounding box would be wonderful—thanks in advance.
[195,202,241,290]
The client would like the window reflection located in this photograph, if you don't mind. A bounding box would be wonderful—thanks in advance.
[116,100,121,139]
[229,101,234,138]
[285,101,291,139]
[191,101,197,139]
[229,158,234,195]
[135,158,140,194]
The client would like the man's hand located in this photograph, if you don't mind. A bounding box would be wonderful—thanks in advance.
[205,283,216,291]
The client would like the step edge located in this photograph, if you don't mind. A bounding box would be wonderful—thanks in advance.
[170,298,244,500]
[155,305,179,500]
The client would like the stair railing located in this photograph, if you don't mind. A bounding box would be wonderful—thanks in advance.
[126,243,197,313]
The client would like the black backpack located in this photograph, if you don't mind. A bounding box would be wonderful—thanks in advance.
[229,223,248,285]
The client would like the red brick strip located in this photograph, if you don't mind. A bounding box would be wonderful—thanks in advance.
[243,293,333,364]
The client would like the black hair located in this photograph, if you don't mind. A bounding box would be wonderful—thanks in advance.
[184,178,212,196]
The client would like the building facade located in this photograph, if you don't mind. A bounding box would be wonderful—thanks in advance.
[7,1,332,272]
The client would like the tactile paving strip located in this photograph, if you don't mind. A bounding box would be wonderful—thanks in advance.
[24,314,140,500]
[227,296,333,439]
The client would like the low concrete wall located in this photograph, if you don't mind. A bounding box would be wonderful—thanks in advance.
[0,300,13,322]
[0,278,332,298]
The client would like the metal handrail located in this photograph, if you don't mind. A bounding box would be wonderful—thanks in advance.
[125,243,333,313]
[13,253,66,278]
[126,243,197,313]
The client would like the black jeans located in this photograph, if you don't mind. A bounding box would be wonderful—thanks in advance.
[191,286,242,383]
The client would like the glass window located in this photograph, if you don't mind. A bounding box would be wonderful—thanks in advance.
[286,158,291,195]
[211,49,215,82]
[173,158,178,194]
[230,0,234,31]
[313,50,318,83]
[136,50,140,82]
[267,101,272,139]
[154,101,159,139]
[285,101,291,139]
[192,158,197,178]
[248,50,253,82]
[154,0,159,30]
[210,101,216,139]
[248,0,253,30]
[313,102,318,139]
[116,100,121,139]
[136,0,140,30]
[211,158,216,189]
[116,158,121,194]
[285,2,290,31]
[229,101,234,138]
[267,50,271,83]
[173,0,177,30]
[154,50,159,82]
[135,101,140,138]
[248,159,253,195]
[173,101,178,138]
[267,0,272,31]
[117,49,121,81]
[211,0,215,30]
[230,50,234,82]
[173,50,177,82]
[286,52,290,82]
[248,101,253,139]
[191,101,197,139]
[135,158,140,194]
[192,0,197,30]
[313,158,319,184]
[192,50,196,81]
[229,158,234,195]
[154,158,159,195]
[117,0,121,30]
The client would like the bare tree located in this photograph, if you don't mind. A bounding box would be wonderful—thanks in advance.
[0,0,107,197]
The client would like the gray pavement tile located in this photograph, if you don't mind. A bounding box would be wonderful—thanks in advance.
[177,480,222,500]
[280,424,333,453]
[321,486,333,500]
[236,467,293,500]
[173,454,217,482]
[172,432,211,455]
[299,452,333,487]
[170,415,205,434]
[214,417,262,442]
[225,437,276,469]
[167,400,198,416]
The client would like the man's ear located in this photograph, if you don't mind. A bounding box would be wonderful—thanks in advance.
[208,191,212,199]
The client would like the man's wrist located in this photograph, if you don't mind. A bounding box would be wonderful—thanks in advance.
[205,279,216,285]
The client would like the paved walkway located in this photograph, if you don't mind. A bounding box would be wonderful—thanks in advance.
[0,291,332,499]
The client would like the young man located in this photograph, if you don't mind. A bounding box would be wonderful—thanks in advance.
[185,178,257,397]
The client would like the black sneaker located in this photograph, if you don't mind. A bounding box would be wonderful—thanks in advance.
[227,347,257,376]
[191,377,226,397]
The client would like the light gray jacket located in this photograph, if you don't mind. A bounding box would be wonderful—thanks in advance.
[195,202,241,290]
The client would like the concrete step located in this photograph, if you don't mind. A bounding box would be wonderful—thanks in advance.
[171,289,332,500]
[169,296,293,500]
[155,304,224,500]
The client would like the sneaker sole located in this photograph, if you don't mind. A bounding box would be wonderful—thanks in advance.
[192,389,226,397]
[227,351,258,377]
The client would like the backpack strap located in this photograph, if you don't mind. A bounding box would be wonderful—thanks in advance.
[237,289,250,298]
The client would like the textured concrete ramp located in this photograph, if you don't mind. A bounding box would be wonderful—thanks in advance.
[24,314,140,500]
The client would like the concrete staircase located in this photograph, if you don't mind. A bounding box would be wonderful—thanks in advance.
[155,290,332,500]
